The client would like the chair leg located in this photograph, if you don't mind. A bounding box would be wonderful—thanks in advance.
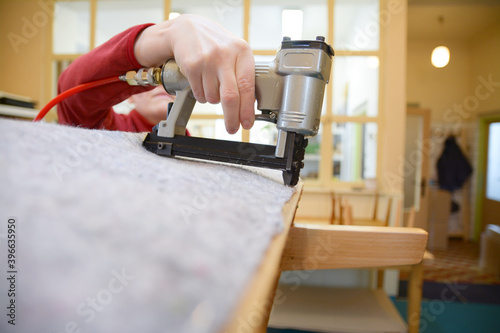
[394,199,403,227]
[384,197,392,227]
[376,269,385,289]
[407,206,416,228]
[339,197,344,225]
[372,192,379,221]
[408,261,423,333]
[344,200,353,225]
[329,192,336,225]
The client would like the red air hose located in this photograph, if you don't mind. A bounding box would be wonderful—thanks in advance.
[33,76,122,122]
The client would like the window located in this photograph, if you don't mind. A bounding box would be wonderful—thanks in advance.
[333,56,379,117]
[329,0,381,184]
[53,1,90,54]
[332,122,378,182]
[486,122,500,202]
[171,0,244,39]
[51,0,384,188]
[249,0,328,50]
[95,0,164,47]
[334,0,380,51]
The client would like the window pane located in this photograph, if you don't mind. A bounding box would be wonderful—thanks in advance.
[186,119,216,138]
[303,125,322,180]
[192,102,223,115]
[171,0,243,38]
[250,0,328,50]
[53,1,90,54]
[333,56,379,116]
[332,122,377,182]
[186,119,242,142]
[249,121,278,145]
[486,122,500,202]
[186,119,215,138]
[96,0,163,47]
[334,0,379,51]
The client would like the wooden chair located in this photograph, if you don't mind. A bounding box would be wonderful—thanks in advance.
[270,221,428,333]
[329,195,356,226]
[280,193,429,333]
[331,192,393,227]
[355,192,393,226]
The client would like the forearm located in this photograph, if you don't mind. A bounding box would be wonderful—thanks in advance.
[57,24,155,129]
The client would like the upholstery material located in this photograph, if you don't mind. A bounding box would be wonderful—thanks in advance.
[0,118,294,333]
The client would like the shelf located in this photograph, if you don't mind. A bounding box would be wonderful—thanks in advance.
[0,104,38,119]
[269,285,407,333]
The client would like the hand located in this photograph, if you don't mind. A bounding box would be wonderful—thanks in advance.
[134,14,255,134]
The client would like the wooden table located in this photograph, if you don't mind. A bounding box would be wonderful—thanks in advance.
[223,183,428,333]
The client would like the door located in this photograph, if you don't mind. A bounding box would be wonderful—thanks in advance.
[481,120,500,229]
[403,108,431,229]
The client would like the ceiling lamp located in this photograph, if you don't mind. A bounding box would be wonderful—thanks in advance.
[431,16,450,68]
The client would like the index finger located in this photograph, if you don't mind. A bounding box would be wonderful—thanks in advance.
[219,67,242,134]
[235,51,255,130]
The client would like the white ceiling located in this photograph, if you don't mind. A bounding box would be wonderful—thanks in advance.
[408,1,500,41]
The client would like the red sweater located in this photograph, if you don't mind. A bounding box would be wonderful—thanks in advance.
[57,24,157,132]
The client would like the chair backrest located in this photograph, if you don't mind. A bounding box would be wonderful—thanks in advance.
[392,199,416,228]
[329,192,346,225]
[406,206,416,228]
[333,193,394,226]
[344,199,353,225]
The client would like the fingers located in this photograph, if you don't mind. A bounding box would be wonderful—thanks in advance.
[187,49,254,135]
[219,69,241,134]
[202,67,220,104]
[218,59,255,133]
[190,75,206,104]
[235,50,255,131]
[164,15,255,134]
[212,45,255,134]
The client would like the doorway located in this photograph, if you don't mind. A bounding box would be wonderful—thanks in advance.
[404,108,431,229]
[475,113,500,239]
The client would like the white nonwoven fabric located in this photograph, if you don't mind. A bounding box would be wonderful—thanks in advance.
[0,118,294,333]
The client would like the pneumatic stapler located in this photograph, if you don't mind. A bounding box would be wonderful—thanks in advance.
[128,37,333,186]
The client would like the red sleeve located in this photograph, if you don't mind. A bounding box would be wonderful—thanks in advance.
[57,23,157,131]
[106,109,156,133]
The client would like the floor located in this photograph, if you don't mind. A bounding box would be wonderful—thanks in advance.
[401,238,500,285]
[395,237,500,333]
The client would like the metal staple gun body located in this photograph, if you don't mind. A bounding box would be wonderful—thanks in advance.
[129,37,334,186]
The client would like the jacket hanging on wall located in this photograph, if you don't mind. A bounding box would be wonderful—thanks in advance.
[437,135,473,192]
